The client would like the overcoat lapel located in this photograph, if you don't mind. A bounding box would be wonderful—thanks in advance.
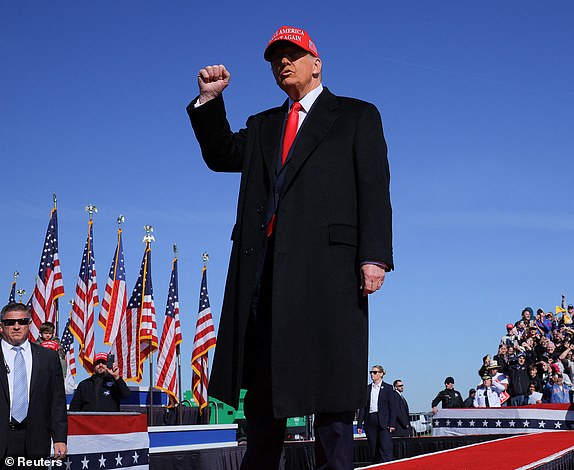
[260,103,287,184]
[29,342,40,397]
[282,88,339,195]
[0,348,8,402]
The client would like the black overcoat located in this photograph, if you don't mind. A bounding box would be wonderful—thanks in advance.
[187,87,393,418]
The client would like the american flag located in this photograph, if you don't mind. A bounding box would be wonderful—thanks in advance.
[112,241,157,382]
[69,220,99,373]
[138,242,158,368]
[25,288,33,309]
[60,318,77,376]
[29,208,65,341]
[61,316,77,394]
[191,266,216,414]
[154,257,183,403]
[99,229,127,345]
[8,280,16,304]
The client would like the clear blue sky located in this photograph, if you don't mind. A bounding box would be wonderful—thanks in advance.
[1,1,573,412]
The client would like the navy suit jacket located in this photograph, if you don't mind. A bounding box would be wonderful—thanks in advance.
[357,381,397,429]
[0,341,67,457]
[393,391,412,436]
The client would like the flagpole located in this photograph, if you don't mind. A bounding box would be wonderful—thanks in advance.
[11,272,19,303]
[144,225,155,427]
[85,204,98,370]
[173,243,184,425]
[17,289,26,303]
[53,193,60,334]
[28,276,38,307]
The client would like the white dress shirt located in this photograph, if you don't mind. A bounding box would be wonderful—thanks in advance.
[369,381,382,413]
[287,84,323,132]
[2,339,33,412]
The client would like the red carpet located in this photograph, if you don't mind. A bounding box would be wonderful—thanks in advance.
[359,431,574,469]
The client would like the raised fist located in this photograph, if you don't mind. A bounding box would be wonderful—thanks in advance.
[197,64,231,104]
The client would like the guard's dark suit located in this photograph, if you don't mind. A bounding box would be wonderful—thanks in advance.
[0,342,67,460]
[357,381,397,463]
[393,391,412,437]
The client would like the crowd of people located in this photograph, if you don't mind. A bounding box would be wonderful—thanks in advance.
[433,302,574,410]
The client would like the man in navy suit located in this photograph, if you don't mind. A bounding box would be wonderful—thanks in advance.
[392,379,413,437]
[357,365,397,463]
[0,303,67,464]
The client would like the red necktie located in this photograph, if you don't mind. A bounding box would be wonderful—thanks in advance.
[268,101,302,236]
[281,101,302,164]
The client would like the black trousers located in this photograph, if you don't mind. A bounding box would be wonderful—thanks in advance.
[2,426,44,470]
[241,237,354,470]
[365,413,393,463]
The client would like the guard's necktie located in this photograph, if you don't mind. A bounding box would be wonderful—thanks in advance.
[11,346,29,423]
[484,389,490,408]
[281,101,302,165]
[267,101,303,237]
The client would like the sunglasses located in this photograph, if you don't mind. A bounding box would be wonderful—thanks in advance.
[2,318,31,326]
[370,371,381,375]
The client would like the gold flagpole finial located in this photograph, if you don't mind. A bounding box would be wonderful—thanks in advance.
[173,243,178,258]
[143,225,155,243]
[13,271,19,281]
[85,204,98,220]
[202,252,209,267]
[117,215,125,230]
[16,289,26,303]
[53,193,57,209]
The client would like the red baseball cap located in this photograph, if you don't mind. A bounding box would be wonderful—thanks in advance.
[41,340,59,351]
[506,323,514,330]
[94,352,108,363]
[264,26,319,61]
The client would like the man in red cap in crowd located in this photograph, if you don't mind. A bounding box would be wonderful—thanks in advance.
[69,352,130,412]
[187,25,393,469]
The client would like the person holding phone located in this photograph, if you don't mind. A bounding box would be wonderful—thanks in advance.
[69,352,130,412]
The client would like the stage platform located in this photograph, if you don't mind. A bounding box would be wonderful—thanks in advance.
[358,431,574,470]
[149,434,513,469]
[65,401,574,469]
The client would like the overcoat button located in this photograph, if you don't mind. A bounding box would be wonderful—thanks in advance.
[256,204,264,214]
[244,248,254,256]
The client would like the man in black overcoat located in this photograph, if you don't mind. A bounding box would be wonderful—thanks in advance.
[187,25,393,470]
[0,303,67,464]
